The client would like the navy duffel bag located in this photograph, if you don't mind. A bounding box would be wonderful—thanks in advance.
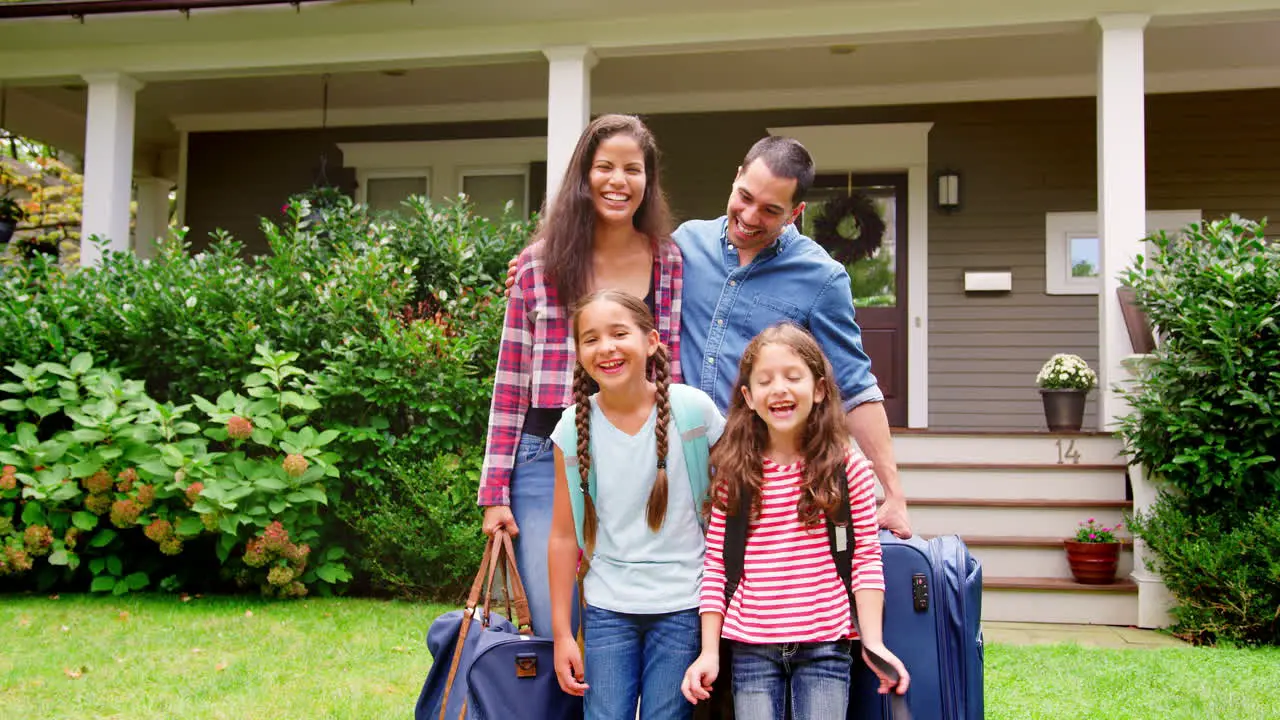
[415,529,582,720]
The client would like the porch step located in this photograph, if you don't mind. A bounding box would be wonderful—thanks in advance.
[891,431,1124,466]
[959,535,1134,580]
[897,463,1129,501]
[909,498,1131,538]
[982,577,1138,626]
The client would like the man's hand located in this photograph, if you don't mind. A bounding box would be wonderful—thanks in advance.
[503,255,518,298]
[876,495,912,539]
[482,505,519,537]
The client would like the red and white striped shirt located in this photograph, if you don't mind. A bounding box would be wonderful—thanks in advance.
[700,450,884,644]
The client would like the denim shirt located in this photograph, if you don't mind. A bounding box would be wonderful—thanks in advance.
[674,216,883,414]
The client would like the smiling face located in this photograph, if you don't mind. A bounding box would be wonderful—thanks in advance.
[589,133,648,227]
[725,158,805,254]
[741,342,826,442]
[574,297,660,391]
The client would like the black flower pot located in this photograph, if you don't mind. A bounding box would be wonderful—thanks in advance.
[20,240,59,261]
[1040,389,1088,432]
[0,220,15,245]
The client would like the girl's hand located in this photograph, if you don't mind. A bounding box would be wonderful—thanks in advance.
[861,643,910,696]
[680,652,719,704]
[553,636,589,696]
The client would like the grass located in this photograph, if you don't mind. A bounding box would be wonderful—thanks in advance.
[3,595,1280,719]
[985,642,1280,719]
[0,594,447,720]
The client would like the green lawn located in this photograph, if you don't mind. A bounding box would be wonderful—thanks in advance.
[2,595,1279,719]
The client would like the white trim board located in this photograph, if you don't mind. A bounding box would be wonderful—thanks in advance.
[768,123,932,429]
[169,65,1280,134]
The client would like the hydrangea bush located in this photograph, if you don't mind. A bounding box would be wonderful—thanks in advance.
[1035,353,1097,391]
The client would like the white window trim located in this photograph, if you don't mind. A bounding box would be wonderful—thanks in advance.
[457,165,531,218]
[339,137,545,205]
[1045,209,1201,295]
[355,168,431,207]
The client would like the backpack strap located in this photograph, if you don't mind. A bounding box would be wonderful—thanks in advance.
[560,414,594,550]
[669,385,712,531]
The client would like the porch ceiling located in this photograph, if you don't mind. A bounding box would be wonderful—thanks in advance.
[9,16,1280,170]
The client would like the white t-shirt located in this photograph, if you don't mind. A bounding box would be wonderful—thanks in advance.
[551,383,725,614]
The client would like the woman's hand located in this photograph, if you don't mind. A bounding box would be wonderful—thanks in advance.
[553,635,589,696]
[482,505,519,537]
[861,642,910,696]
[680,651,720,704]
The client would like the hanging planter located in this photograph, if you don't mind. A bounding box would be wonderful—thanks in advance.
[0,196,25,244]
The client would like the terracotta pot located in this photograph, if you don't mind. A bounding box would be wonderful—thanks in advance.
[1064,540,1120,584]
[1040,389,1087,432]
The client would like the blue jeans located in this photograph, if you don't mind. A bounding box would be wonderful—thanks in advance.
[510,432,578,638]
[583,605,700,720]
[731,640,853,720]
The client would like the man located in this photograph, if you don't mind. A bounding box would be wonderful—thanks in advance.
[499,136,912,538]
[674,136,910,538]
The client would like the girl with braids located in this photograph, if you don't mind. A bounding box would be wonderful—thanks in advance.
[546,290,723,720]
[478,114,683,641]
[681,324,908,720]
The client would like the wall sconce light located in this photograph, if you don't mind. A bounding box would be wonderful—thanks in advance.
[936,171,961,212]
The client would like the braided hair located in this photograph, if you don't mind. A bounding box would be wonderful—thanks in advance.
[569,289,673,555]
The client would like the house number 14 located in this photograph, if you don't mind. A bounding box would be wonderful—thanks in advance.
[1056,439,1082,465]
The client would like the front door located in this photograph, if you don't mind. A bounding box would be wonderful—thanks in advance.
[801,173,909,427]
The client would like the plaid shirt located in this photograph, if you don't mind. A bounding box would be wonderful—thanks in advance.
[478,239,684,506]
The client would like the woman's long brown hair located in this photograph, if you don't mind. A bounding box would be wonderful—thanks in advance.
[539,114,673,309]
[570,290,673,556]
[709,323,849,526]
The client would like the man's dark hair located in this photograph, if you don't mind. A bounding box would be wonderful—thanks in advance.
[740,136,816,205]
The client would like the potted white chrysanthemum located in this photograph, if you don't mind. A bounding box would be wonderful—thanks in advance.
[1035,353,1097,431]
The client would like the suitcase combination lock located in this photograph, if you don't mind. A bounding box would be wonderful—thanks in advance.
[911,573,929,612]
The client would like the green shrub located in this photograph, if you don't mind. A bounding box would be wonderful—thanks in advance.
[1119,215,1280,644]
[0,193,531,600]
[1127,496,1280,646]
[337,446,485,601]
[0,349,348,598]
[1120,216,1280,517]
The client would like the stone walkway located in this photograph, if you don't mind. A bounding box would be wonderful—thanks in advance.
[984,621,1189,649]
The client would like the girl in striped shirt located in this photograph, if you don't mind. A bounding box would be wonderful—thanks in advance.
[681,323,909,719]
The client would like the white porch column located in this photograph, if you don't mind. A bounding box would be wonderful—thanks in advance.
[133,177,172,260]
[543,46,596,202]
[1096,14,1170,629]
[81,73,142,266]
[1096,15,1148,430]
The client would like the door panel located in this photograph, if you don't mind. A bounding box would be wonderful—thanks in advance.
[801,173,909,427]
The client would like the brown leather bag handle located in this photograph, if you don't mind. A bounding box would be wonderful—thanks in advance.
[495,529,534,633]
[437,533,496,720]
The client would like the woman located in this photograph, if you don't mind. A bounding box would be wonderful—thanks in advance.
[477,114,683,638]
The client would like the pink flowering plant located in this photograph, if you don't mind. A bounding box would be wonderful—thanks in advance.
[1073,517,1122,543]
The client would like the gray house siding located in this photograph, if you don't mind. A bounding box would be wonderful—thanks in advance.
[182,89,1280,430]
[185,119,545,255]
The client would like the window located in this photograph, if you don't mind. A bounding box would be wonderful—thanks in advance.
[361,171,429,215]
[460,168,529,221]
[1045,210,1201,294]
